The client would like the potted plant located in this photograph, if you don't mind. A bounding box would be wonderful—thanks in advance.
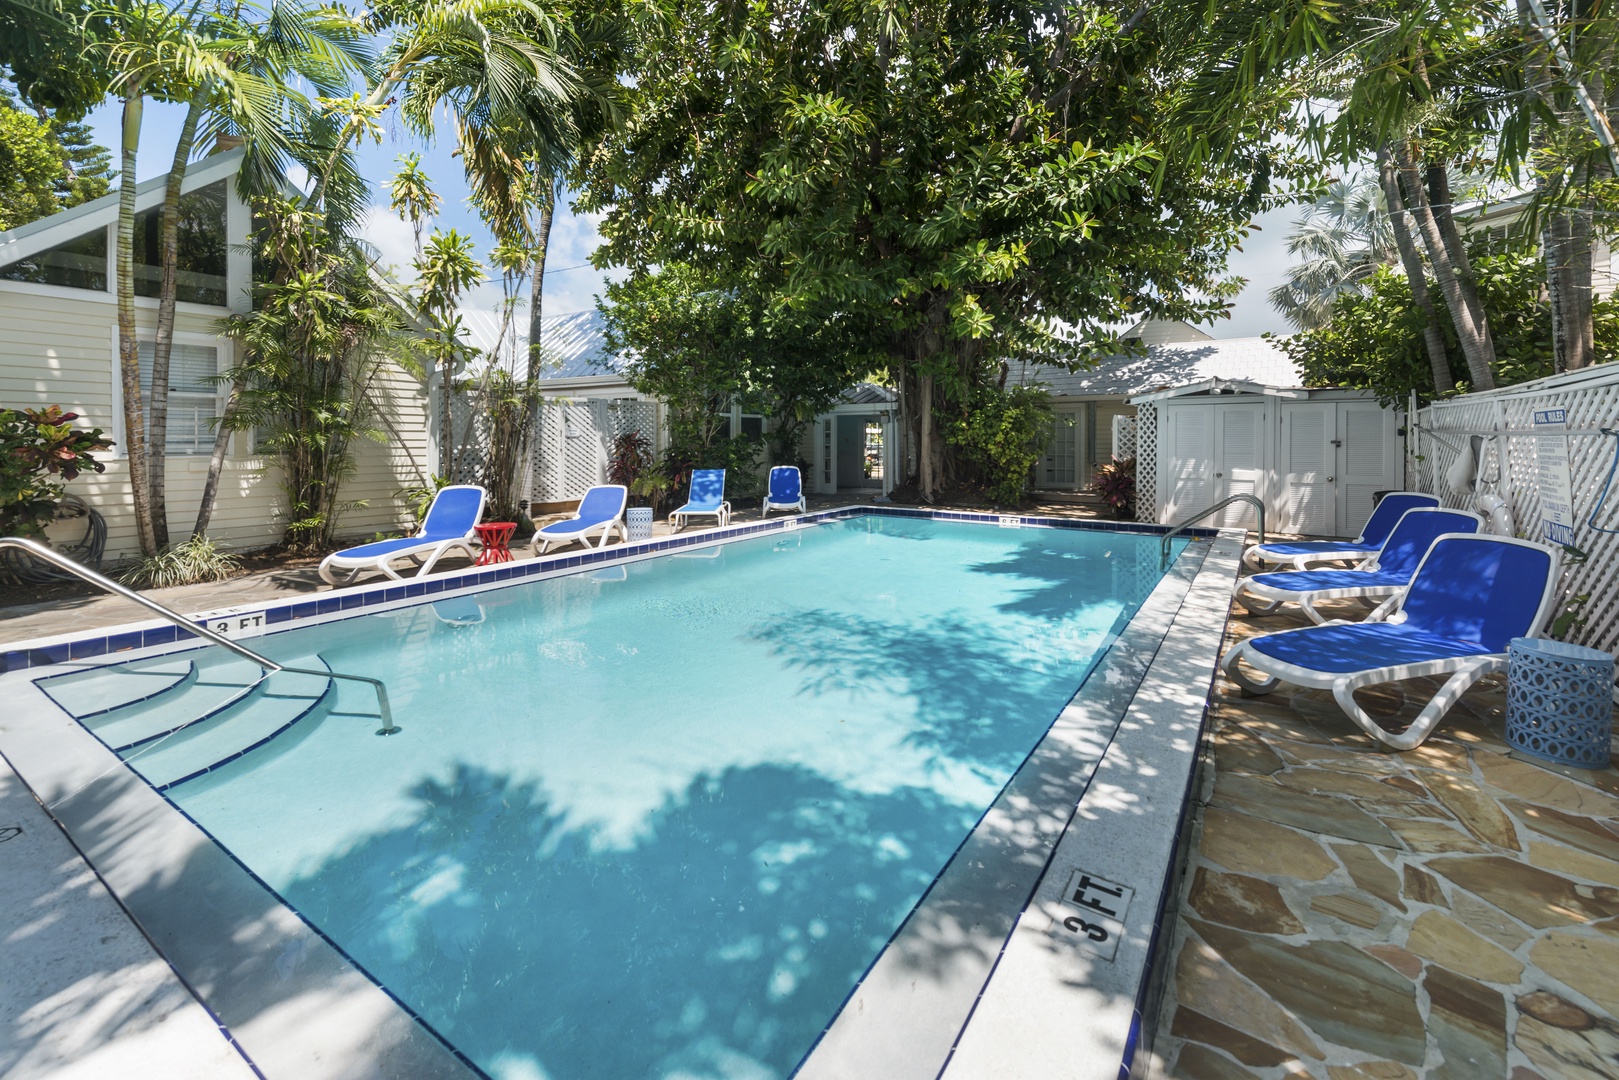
[1092,456,1136,520]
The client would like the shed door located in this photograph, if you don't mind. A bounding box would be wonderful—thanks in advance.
[1336,402,1399,537]
[1280,403,1337,536]
[1213,404,1265,528]
[1164,405,1214,523]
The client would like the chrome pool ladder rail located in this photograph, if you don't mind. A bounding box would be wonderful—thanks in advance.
[0,537,397,735]
[1160,494,1266,568]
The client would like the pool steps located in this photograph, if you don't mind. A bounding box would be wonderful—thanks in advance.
[36,651,338,792]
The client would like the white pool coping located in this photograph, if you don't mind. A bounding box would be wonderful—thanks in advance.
[0,509,1240,1079]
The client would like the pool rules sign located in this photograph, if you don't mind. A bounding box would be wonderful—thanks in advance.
[1533,408,1576,546]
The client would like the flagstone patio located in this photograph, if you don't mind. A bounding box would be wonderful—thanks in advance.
[1151,597,1619,1080]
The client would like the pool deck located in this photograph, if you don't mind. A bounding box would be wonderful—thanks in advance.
[5,502,1617,1078]
[1148,599,1619,1080]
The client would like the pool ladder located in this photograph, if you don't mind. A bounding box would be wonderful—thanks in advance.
[1159,494,1266,568]
[1,537,397,735]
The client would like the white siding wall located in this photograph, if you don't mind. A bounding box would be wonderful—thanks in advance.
[0,286,431,561]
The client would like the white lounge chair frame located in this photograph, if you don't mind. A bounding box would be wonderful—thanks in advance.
[534,485,628,554]
[1234,509,1483,624]
[318,484,486,585]
[1221,535,1561,750]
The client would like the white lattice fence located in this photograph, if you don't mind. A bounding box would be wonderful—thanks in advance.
[1112,415,1138,461]
[531,397,658,503]
[1133,402,1158,523]
[1414,365,1619,661]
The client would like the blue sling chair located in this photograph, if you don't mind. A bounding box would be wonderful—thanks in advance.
[1242,491,1441,571]
[1222,534,1561,750]
[762,466,806,516]
[669,469,731,531]
[319,485,486,585]
[1234,507,1482,624]
[533,485,628,554]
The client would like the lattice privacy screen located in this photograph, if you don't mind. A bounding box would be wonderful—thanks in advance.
[1133,402,1158,523]
[1112,414,1137,461]
[531,397,657,503]
[1413,365,1619,662]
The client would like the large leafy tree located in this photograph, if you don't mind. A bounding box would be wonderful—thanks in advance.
[578,0,1283,500]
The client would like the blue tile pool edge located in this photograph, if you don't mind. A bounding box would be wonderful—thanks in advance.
[0,514,1237,1080]
[0,506,1219,674]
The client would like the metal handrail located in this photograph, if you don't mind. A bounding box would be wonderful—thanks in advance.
[1160,493,1266,568]
[1,537,397,735]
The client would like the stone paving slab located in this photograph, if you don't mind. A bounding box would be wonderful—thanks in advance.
[1150,595,1619,1080]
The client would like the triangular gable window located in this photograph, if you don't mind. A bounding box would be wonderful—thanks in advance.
[133,181,227,306]
[0,227,107,291]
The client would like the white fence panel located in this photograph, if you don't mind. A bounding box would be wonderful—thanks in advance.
[531,397,658,503]
[1413,365,1619,660]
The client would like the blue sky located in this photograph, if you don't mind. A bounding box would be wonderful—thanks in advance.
[83,98,1296,337]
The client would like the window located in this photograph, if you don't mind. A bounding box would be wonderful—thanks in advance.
[132,181,228,306]
[0,227,108,291]
[138,340,222,454]
[730,413,764,440]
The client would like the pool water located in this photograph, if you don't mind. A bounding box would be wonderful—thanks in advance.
[163,516,1184,1079]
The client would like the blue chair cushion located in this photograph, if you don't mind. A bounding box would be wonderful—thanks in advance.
[1357,493,1441,546]
[329,537,435,561]
[421,487,483,538]
[769,467,801,501]
[1248,623,1495,674]
[1249,569,1410,594]
[685,469,726,510]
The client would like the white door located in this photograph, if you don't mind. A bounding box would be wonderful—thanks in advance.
[1336,402,1400,537]
[1280,403,1337,536]
[1163,405,1213,524]
[1214,404,1265,528]
[812,415,837,495]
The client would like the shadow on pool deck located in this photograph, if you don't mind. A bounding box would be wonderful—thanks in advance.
[1148,596,1619,1080]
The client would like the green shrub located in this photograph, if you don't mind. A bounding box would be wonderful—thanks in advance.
[947,385,1053,506]
[0,406,112,537]
[119,534,243,589]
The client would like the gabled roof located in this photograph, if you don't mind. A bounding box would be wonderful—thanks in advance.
[1007,334,1301,399]
[0,148,246,267]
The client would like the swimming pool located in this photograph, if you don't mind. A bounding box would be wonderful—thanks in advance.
[1,508,1240,1080]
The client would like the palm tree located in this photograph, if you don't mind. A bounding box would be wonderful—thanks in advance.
[1269,176,1397,331]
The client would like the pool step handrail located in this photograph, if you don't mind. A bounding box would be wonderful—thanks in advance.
[1160,494,1266,568]
[0,537,397,735]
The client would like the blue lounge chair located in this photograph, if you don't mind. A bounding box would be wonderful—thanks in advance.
[762,465,806,516]
[1222,534,1561,750]
[1242,492,1441,571]
[669,469,731,531]
[534,484,627,554]
[1235,508,1482,624]
[319,484,486,585]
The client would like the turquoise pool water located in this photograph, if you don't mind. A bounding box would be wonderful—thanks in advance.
[164,516,1184,1079]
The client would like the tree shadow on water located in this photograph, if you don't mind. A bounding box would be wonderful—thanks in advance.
[965,537,1165,622]
[282,761,975,1080]
[749,609,1074,775]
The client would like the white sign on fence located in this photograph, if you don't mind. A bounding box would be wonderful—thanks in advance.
[1533,407,1576,547]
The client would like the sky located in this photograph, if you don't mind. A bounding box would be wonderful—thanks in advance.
[83,98,1299,339]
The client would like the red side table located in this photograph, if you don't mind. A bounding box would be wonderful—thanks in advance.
[474,522,517,566]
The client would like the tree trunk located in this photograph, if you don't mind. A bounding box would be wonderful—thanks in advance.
[918,371,935,502]
[192,382,242,538]
[519,178,556,509]
[1543,190,1596,372]
[439,353,456,477]
[117,94,159,557]
[1395,146,1497,390]
[148,95,206,549]
[1378,148,1454,394]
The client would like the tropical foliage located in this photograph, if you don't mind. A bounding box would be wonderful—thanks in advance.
[1277,237,1619,404]
[0,87,112,229]
[0,406,112,538]
[118,532,241,588]
[945,385,1053,507]
[579,0,1288,500]
[220,198,411,551]
[1092,456,1137,519]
